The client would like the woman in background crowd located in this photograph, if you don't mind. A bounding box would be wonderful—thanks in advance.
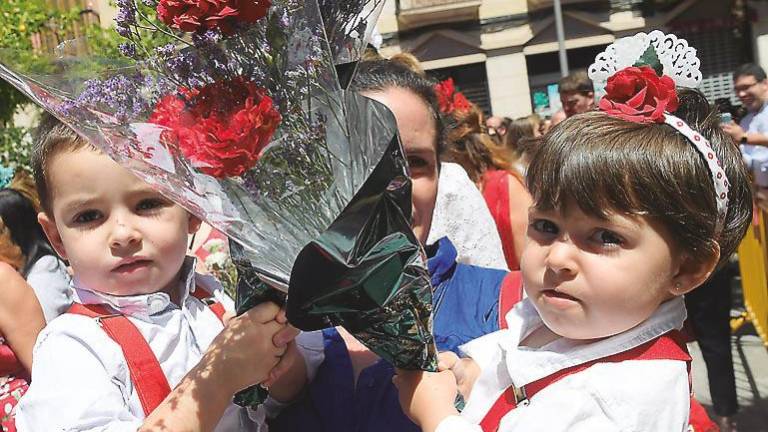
[502,116,541,174]
[0,181,72,322]
[444,104,532,270]
[0,217,46,432]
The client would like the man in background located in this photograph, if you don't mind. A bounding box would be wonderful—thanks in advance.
[558,70,595,118]
[723,63,768,147]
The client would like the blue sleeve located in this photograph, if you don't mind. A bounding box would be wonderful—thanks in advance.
[432,264,507,353]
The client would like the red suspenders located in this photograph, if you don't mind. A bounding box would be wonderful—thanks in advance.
[66,288,225,416]
[498,271,523,330]
[479,331,693,432]
[190,288,227,322]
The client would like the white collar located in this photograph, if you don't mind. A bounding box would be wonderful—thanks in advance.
[72,256,199,320]
[500,296,687,387]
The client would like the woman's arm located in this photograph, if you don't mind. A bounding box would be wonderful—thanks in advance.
[0,262,45,371]
[506,175,533,265]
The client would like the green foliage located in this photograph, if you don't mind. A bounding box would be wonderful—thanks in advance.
[0,0,53,51]
[0,0,128,165]
[0,82,28,128]
[0,0,80,126]
[633,45,664,76]
[83,22,124,59]
[0,126,33,172]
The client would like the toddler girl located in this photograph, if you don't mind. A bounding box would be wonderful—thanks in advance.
[395,34,752,432]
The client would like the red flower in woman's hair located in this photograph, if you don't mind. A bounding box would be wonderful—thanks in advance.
[150,77,281,178]
[157,0,271,34]
[599,66,679,124]
[452,91,472,113]
[435,78,472,114]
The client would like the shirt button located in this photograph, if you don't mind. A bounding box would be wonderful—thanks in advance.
[148,296,167,314]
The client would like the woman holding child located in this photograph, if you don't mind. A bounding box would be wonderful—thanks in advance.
[270,59,522,432]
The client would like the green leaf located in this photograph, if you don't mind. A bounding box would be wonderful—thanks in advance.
[633,44,664,76]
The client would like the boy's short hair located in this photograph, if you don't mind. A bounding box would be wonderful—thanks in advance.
[32,113,97,216]
[733,63,767,82]
[558,70,594,95]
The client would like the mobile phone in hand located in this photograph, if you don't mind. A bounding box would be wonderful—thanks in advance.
[720,112,733,124]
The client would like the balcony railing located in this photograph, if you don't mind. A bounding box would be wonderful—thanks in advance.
[398,0,478,12]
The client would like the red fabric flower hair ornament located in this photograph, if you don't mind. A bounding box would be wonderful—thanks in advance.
[599,66,679,123]
[434,78,472,115]
[150,76,281,178]
[588,31,729,233]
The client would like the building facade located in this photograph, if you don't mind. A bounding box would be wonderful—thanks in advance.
[377,0,765,118]
[50,0,768,119]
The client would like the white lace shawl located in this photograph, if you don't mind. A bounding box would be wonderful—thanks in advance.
[427,162,508,271]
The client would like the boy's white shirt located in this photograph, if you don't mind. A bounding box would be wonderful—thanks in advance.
[438,297,691,432]
[15,256,323,432]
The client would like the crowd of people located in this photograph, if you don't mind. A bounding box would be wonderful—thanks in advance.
[0,43,761,432]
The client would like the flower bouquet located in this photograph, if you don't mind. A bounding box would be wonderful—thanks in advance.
[0,0,436,406]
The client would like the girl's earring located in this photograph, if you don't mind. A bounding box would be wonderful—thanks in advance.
[673,282,682,293]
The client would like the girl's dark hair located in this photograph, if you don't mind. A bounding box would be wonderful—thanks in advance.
[350,60,446,157]
[0,188,58,276]
[527,88,752,269]
[444,103,513,183]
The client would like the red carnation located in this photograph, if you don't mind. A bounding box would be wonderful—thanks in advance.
[435,78,472,114]
[157,0,271,34]
[150,77,281,178]
[599,66,679,123]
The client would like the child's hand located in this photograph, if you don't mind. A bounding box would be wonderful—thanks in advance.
[206,302,287,393]
[393,369,459,432]
[438,351,480,400]
[263,322,300,387]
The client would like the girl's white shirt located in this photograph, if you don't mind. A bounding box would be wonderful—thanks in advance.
[15,257,323,432]
[439,297,690,432]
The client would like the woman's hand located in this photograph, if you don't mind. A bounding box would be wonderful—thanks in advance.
[393,369,459,432]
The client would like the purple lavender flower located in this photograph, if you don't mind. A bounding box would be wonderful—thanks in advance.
[154,43,177,60]
[192,30,223,48]
[116,24,132,38]
[119,43,138,58]
[57,100,78,117]
[165,51,198,84]
[114,0,137,40]
[115,1,136,26]
[76,74,152,122]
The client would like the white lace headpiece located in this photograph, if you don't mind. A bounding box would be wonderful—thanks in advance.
[589,30,702,95]
[588,30,729,232]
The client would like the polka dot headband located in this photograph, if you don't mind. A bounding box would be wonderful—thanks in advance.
[588,30,729,232]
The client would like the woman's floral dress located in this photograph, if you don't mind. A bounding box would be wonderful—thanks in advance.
[0,338,28,432]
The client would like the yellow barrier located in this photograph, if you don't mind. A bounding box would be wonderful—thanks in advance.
[735,209,768,346]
